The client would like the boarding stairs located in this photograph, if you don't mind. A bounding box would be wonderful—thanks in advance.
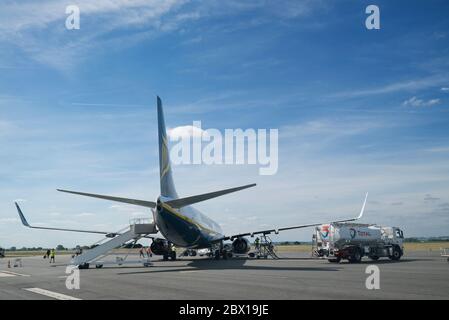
[72,219,157,268]
[256,235,279,259]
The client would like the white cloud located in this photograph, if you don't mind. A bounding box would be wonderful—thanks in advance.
[441,87,449,92]
[168,125,209,139]
[76,212,95,217]
[0,0,189,70]
[426,146,449,153]
[334,75,449,98]
[0,218,19,223]
[0,0,324,71]
[402,96,441,107]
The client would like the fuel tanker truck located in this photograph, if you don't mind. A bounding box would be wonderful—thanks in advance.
[312,223,404,263]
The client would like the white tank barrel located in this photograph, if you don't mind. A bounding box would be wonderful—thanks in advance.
[331,224,382,243]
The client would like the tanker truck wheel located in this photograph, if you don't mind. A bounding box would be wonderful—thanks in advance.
[390,246,402,261]
[349,248,362,263]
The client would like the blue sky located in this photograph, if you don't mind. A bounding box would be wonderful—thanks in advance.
[1,0,449,248]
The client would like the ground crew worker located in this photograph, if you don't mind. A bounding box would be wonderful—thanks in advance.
[146,246,152,257]
[255,237,260,251]
[139,247,145,258]
[50,249,55,263]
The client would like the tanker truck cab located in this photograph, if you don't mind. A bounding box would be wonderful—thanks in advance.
[381,226,405,260]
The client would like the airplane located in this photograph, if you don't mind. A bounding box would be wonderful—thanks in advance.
[15,96,368,261]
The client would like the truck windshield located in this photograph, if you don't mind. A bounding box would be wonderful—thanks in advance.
[395,229,404,238]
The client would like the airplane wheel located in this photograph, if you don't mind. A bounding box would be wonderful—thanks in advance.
[95,264,103,269]
[170,251,177,261]
[328,257,341,263]
[222,250,228,260]
[214,250,220,260]
[163,254,169,261]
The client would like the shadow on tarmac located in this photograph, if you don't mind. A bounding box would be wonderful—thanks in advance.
[116,258,341,275]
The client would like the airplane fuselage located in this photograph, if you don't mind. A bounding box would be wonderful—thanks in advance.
[154,196,224,248]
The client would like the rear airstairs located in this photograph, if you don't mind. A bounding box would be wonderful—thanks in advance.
[72,219,158,269]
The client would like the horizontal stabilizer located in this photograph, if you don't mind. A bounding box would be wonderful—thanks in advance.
[57,189,156,208]
[165,183,256,208]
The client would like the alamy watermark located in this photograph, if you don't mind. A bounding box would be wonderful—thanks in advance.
[365,5,380,30]
[365,265,380,290]
[65,5,80,30]
[65,265,80,290]
[168,122,278,175]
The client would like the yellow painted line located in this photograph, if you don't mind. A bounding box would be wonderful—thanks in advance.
[24,288,81,300]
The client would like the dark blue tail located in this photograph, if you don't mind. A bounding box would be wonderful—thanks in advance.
[157,97,178,198]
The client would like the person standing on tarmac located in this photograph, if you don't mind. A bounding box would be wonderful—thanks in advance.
[255,238,260,252]
[139,247,145,258]
[49,249,56,263]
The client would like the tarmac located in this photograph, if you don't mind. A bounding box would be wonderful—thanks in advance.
[0,250,448,300]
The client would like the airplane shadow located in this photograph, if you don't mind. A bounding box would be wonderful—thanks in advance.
[117,258,340,275]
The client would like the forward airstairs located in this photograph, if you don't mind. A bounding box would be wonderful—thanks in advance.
[72,219,157,269]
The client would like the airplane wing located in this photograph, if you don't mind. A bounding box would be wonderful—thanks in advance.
[57,189,156,208]
[15,202,119,237]
[219,193,368,241]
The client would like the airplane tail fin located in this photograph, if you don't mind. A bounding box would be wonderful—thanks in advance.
[157,96,178,198]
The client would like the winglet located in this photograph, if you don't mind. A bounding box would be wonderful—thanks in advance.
[357,192,368,220]
[15,202,30,227]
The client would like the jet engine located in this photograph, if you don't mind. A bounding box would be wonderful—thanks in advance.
[150,238,170,255]
[232,238,251,254]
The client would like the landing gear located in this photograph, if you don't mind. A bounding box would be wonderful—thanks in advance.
[214,249,221,260]
[170,250,177,261]
[328,257,341,263]
[78,263,90,269]
[222,249,229,260]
